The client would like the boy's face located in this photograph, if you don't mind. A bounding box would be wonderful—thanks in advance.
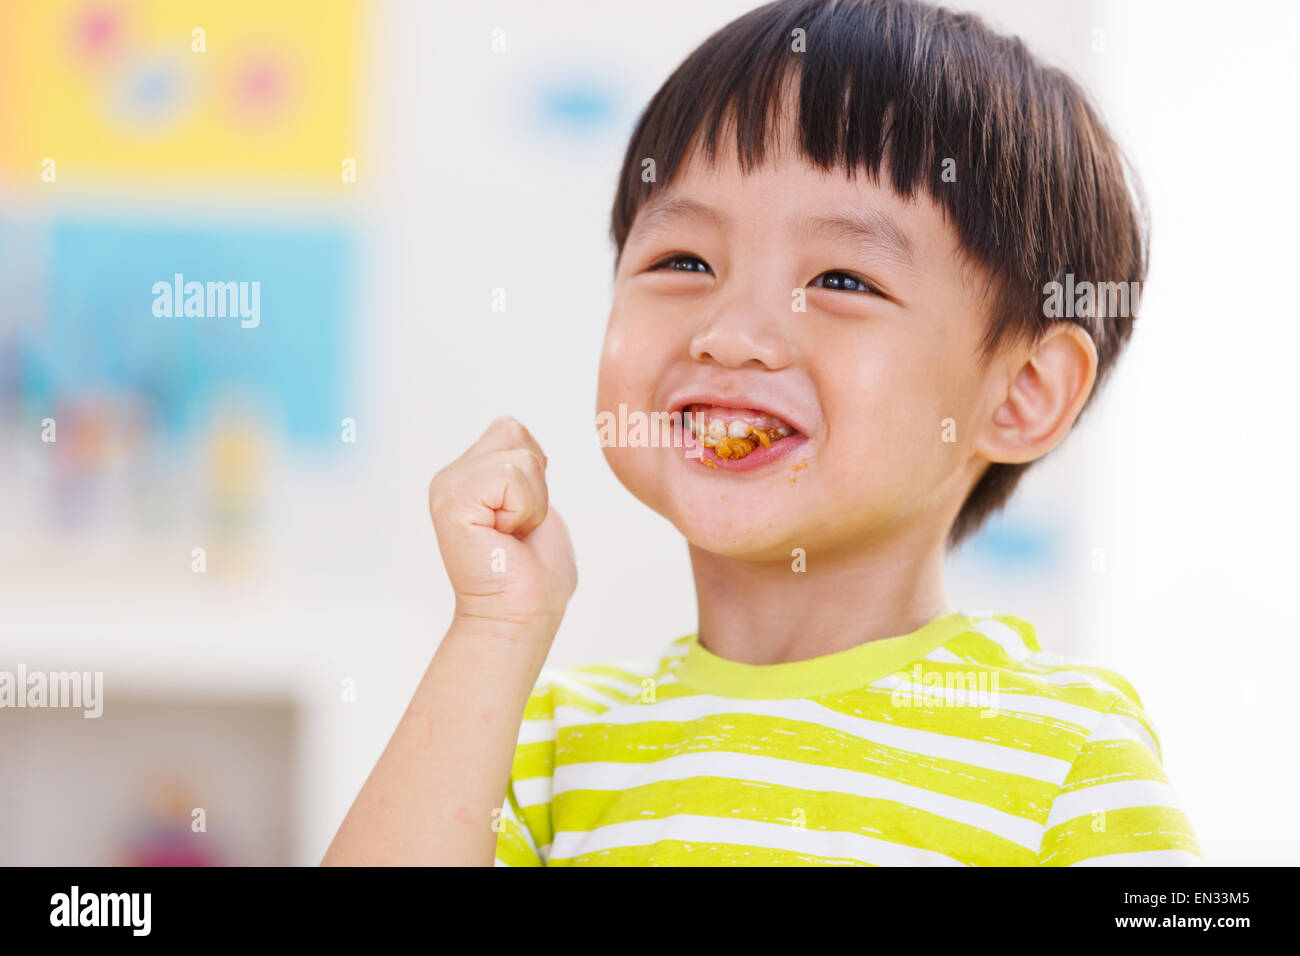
[596,135,1001,560]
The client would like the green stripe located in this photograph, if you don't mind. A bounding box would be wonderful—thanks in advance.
[998,616,1042,652]
[521,803,553,848]
[552,778,1037,866]
[1060,739,1167,790]
[818,686,1091,763]
[553,712,1058,819]
[510,739,554,782]
[943,632,1027,669]
[1038,806,1200,865]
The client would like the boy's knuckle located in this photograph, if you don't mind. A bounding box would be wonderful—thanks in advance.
[491,416,526,438]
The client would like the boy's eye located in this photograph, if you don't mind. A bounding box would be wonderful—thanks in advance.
[811,270,877,295]
[647,258,879,296]
[650,254,713,274]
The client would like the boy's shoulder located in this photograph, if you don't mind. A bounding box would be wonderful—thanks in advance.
[523,635,692,717]
[950,613,1145,709]
[937,613,1163,760]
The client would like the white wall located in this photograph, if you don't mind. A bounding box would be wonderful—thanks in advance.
[1078,0,1300,865]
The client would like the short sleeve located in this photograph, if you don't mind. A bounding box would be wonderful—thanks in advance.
[1036,696,1202,866]
[493,678,558,867]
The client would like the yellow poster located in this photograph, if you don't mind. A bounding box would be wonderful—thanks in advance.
[0,0,361,185]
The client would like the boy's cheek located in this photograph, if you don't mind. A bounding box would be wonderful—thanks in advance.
[822,410,952,496]
[602,442,655,482]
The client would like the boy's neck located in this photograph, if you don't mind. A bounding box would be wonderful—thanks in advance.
[687,532,951,666]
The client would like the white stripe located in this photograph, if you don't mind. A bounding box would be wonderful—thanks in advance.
[1071,849,1202,867]
[549,813,968,866]
[516,719,555,746]
[923,647,968,664]
[1024,651,1132,698]
[588,658,662,676]
[882,673,1009,711]
[1016,654,1136,699]
[1025,650,1073,668]
[940,686,1109,727]
[969,619,1034,661]
[551,693,1070,781]
[656,646,691,670]
[1017,667,1132,698]
[863,681,1107,733]
[881,675,1115,729]
[1090,710,1161,764]
[564,670,645,696]
[551,750,1043,850]
[1044,779,1185,830]
[512,775,552,809]
[543,672,627,709]
[873,670,1111,729]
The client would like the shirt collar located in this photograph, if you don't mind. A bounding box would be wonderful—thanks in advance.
[675,612,975,699]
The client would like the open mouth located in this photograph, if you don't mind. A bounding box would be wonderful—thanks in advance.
[680,403,801,461]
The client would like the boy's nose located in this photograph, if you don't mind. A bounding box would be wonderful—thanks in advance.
[687,292,794,370]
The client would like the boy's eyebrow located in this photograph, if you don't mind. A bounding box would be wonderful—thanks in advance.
[795,208,917,271]
[629,196,731,242]
[631,195,917,271]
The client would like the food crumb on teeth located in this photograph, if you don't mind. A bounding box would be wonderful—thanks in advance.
[714,437,755,459]
[699,425,781,460]
[687,414,795,461]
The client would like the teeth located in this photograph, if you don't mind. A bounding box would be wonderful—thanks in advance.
[680,407,797,459]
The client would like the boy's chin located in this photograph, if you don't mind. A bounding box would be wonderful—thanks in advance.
[673,513,803,561]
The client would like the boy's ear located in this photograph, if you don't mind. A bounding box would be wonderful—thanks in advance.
[974,322,1099,465]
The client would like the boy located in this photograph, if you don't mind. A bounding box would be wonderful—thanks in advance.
[324,0,1200,866]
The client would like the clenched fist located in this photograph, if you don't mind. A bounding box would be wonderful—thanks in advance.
[428,417,577,640]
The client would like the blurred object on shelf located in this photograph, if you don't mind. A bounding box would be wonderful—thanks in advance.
[119,772,224,867]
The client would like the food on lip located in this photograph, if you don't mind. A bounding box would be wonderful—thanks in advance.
[683,404,795,460]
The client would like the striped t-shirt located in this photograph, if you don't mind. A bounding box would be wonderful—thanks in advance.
[494,611,1201,866]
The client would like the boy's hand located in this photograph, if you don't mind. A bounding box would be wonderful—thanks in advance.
[428,417,577,641]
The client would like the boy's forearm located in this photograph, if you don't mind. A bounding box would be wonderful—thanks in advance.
[321,615,555,866]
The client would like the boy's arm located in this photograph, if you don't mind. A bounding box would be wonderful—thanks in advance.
[323,417,576,866]
[322,616,554,867]
[1036,698,1202,866]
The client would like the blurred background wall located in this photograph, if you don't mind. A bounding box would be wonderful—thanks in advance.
[0,0,1295,865]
